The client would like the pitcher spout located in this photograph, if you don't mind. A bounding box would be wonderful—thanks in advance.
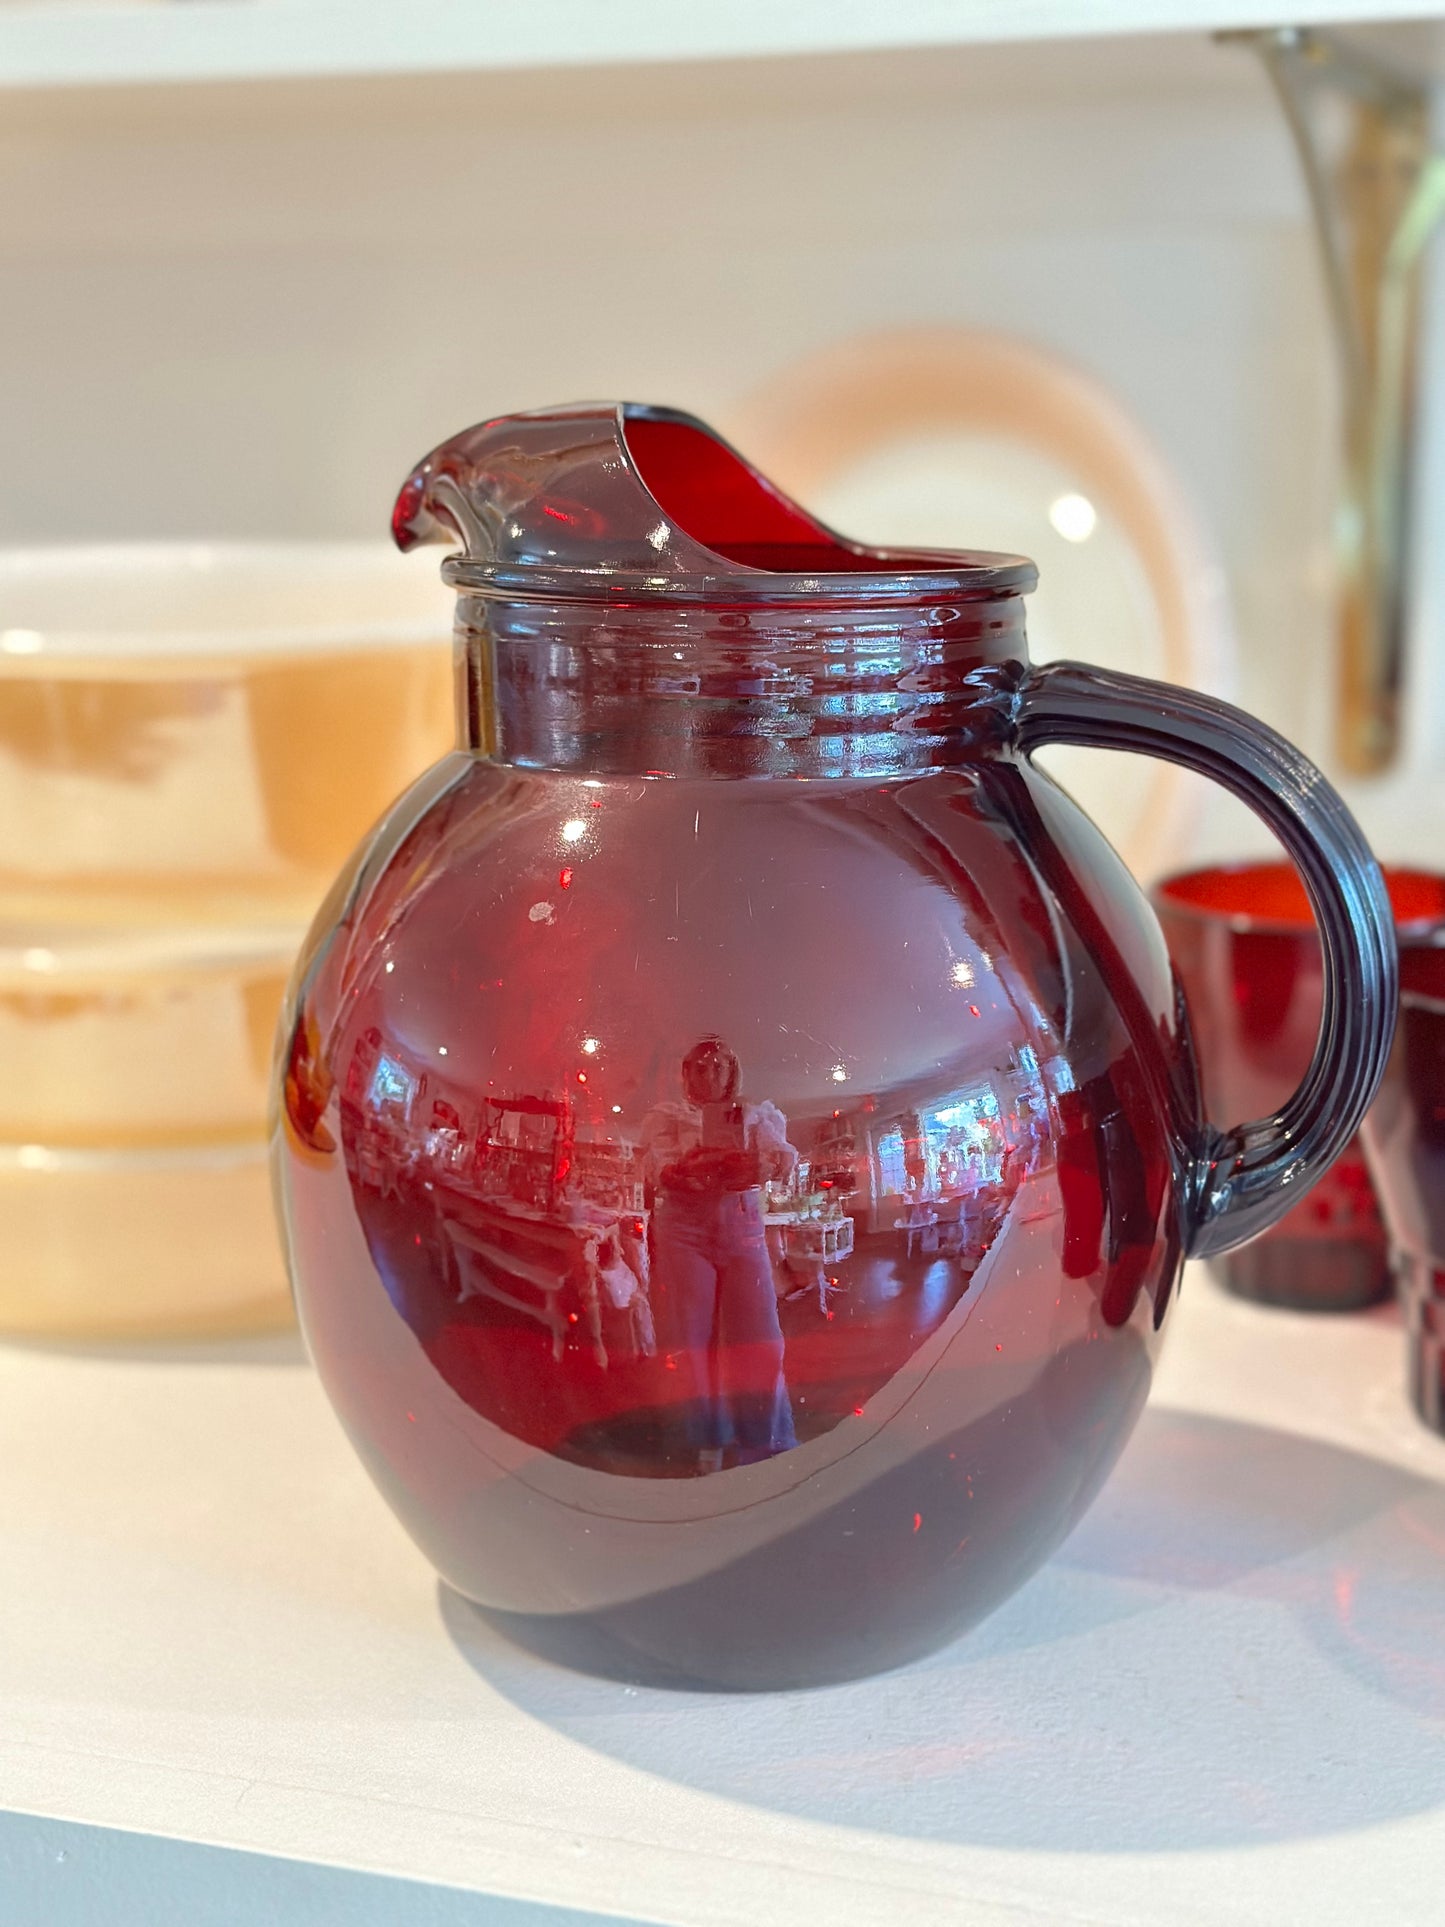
[391,400,1036,604]
[390,401,872,582]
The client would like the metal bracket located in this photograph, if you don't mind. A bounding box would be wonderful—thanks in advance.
[1225,26,1445,776]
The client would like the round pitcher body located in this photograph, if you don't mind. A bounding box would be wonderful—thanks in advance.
[276,744,1191,1688]
[273,400,1396,1689]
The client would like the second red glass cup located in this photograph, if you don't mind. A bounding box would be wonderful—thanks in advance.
[1154,863,1445,1311]
[1361,936,1445,1430]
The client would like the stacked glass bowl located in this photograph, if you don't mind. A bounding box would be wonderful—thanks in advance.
[0,544,452,1336]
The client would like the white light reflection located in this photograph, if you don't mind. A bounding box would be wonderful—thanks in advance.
[1048,493,1097,543]
[560,819,588,843]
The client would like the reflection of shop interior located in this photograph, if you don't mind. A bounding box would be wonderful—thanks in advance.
[343,1024,1070,1264]
[341,1020,1064,1393]
[332,1025,1077,1464]
[342,1033,656,1372]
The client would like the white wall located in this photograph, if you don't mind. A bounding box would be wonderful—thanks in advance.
[6,30,1436,862]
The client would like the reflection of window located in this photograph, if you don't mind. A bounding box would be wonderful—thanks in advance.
[875,1127,908,1196]
[873,1086,1007,1200]
[925,1087,1001,1189]
[368,1054,415,1115]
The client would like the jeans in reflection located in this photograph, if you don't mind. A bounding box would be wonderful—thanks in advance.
[653,1186,797,1463]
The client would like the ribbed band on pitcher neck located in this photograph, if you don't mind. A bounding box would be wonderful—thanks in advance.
[457,593,1029,778]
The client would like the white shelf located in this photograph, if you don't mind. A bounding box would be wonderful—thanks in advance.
[1,0,1444,92]
[2,1267,1444,1924]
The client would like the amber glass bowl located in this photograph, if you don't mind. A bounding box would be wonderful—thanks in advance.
[0,544,452,1336]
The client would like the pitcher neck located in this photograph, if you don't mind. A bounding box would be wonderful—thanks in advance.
[457,590,1030,779]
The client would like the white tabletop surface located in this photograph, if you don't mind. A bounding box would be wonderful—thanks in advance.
[2,1264,1443,1926]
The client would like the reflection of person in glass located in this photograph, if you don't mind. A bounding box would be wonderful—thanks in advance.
[640,1038,798,1469]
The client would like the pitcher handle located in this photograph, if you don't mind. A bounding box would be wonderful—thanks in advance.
[1015,660,1397,1260]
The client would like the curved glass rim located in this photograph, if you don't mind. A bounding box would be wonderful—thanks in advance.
[1153,858,1445,939]
[441,549,1039,605]
[0,541,451,662]
[0,1137,270,1176]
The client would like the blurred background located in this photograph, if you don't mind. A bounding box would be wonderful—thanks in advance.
[10,22,1445,827]
[0,31,1375,774]
[5,16,1444,1337]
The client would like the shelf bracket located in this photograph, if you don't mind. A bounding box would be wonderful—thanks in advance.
[1224,26,1445,776]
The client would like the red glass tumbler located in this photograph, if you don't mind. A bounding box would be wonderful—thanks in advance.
[1153,863,1445,1311]
[1361,936,1445,1431]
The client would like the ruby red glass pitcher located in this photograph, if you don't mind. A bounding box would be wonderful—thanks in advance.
[274,404,1396,1688]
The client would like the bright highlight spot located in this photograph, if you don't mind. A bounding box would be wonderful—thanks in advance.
[1,629,43,655]
[560,818,588,843]
[437,1046,448,1056]
[384,960,395,973]
[830,1065,848,1083]
[1048,492,1097,543]
[581,1037,600,1055]
[950,959,974,988]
